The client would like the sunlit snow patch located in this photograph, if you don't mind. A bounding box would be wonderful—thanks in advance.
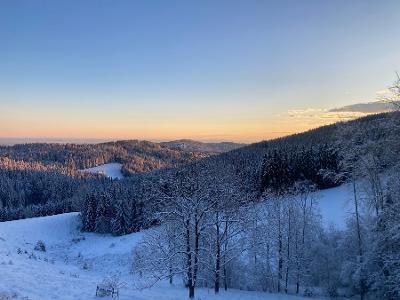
[83,163,124,179]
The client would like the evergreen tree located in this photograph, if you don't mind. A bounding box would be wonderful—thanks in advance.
[95,193,112,233]
[111,200,127,236]
[82,194,97,232]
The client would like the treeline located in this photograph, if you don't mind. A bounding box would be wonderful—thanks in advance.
[0,170,101,222]
[0,154,114,222]
[80,178,158,236]
[260,144,342,193]
[81,192,144,236]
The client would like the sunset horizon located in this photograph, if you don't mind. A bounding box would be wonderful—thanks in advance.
[1,1,399,143]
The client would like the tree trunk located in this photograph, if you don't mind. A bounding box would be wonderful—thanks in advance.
[278,200,283,293]
[193,214,200,288]
[223,219,228,291]
[353,176,365,300]
[215,212,221,294]
[297,193,307,294]
[169,264,173,285]
[188,284,195,299]
[185,218,194,299]
[285,206,291,294]
[295,228,300,294]
[223,263,228,291]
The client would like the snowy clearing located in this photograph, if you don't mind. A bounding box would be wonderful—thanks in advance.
[314,183,354,230]
[82,163,124,179]
[0,213,318,300]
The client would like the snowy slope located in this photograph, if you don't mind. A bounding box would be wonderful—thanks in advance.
[313,181,370,230]
[313,183,355,229]
[82,163,124,179]
[0,213,318,300]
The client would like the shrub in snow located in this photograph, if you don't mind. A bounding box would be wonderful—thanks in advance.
[326,284,339,298]
[303,287,315,297]
[71,236,85,244]
[34,240,46,252]
[96,275,125,299]
[82,261,91,270]
[0,291,18,300]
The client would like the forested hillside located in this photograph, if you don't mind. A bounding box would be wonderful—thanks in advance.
[0,140,207,176]
[80,111,400,236]
[0,139,209,222]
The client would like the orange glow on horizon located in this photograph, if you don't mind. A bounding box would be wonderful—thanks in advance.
[0,110,360,143]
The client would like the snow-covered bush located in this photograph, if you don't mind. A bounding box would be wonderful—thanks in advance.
[0,291,18,300]
[71,236,85,244]
[303,287,314,297]
[325,283,339,298]
[96,275,125,299]
[28,252,37,260]
[34,240,46,252]
[82,261,91,270]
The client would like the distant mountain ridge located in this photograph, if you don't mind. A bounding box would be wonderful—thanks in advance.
[161,139,245,153]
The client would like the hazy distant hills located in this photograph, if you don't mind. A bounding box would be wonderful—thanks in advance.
[161,139,245,153]
[0,138,246,154]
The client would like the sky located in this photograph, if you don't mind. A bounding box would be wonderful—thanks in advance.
[0,0,399,143]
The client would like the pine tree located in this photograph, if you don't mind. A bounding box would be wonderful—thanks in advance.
[95,193,112,233]
[111,200,127,236]
[82,194,97,232]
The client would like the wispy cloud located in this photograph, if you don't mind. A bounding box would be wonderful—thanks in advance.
[287,108,326,118]
[284,86,399,130]
[282,101,397,132]
[284,108,365,127]
[329,101,397,114]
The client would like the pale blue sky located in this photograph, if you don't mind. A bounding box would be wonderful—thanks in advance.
[0,0,399,142]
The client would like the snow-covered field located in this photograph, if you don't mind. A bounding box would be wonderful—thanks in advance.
[0,213,317,300]
[82,163,124,179]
